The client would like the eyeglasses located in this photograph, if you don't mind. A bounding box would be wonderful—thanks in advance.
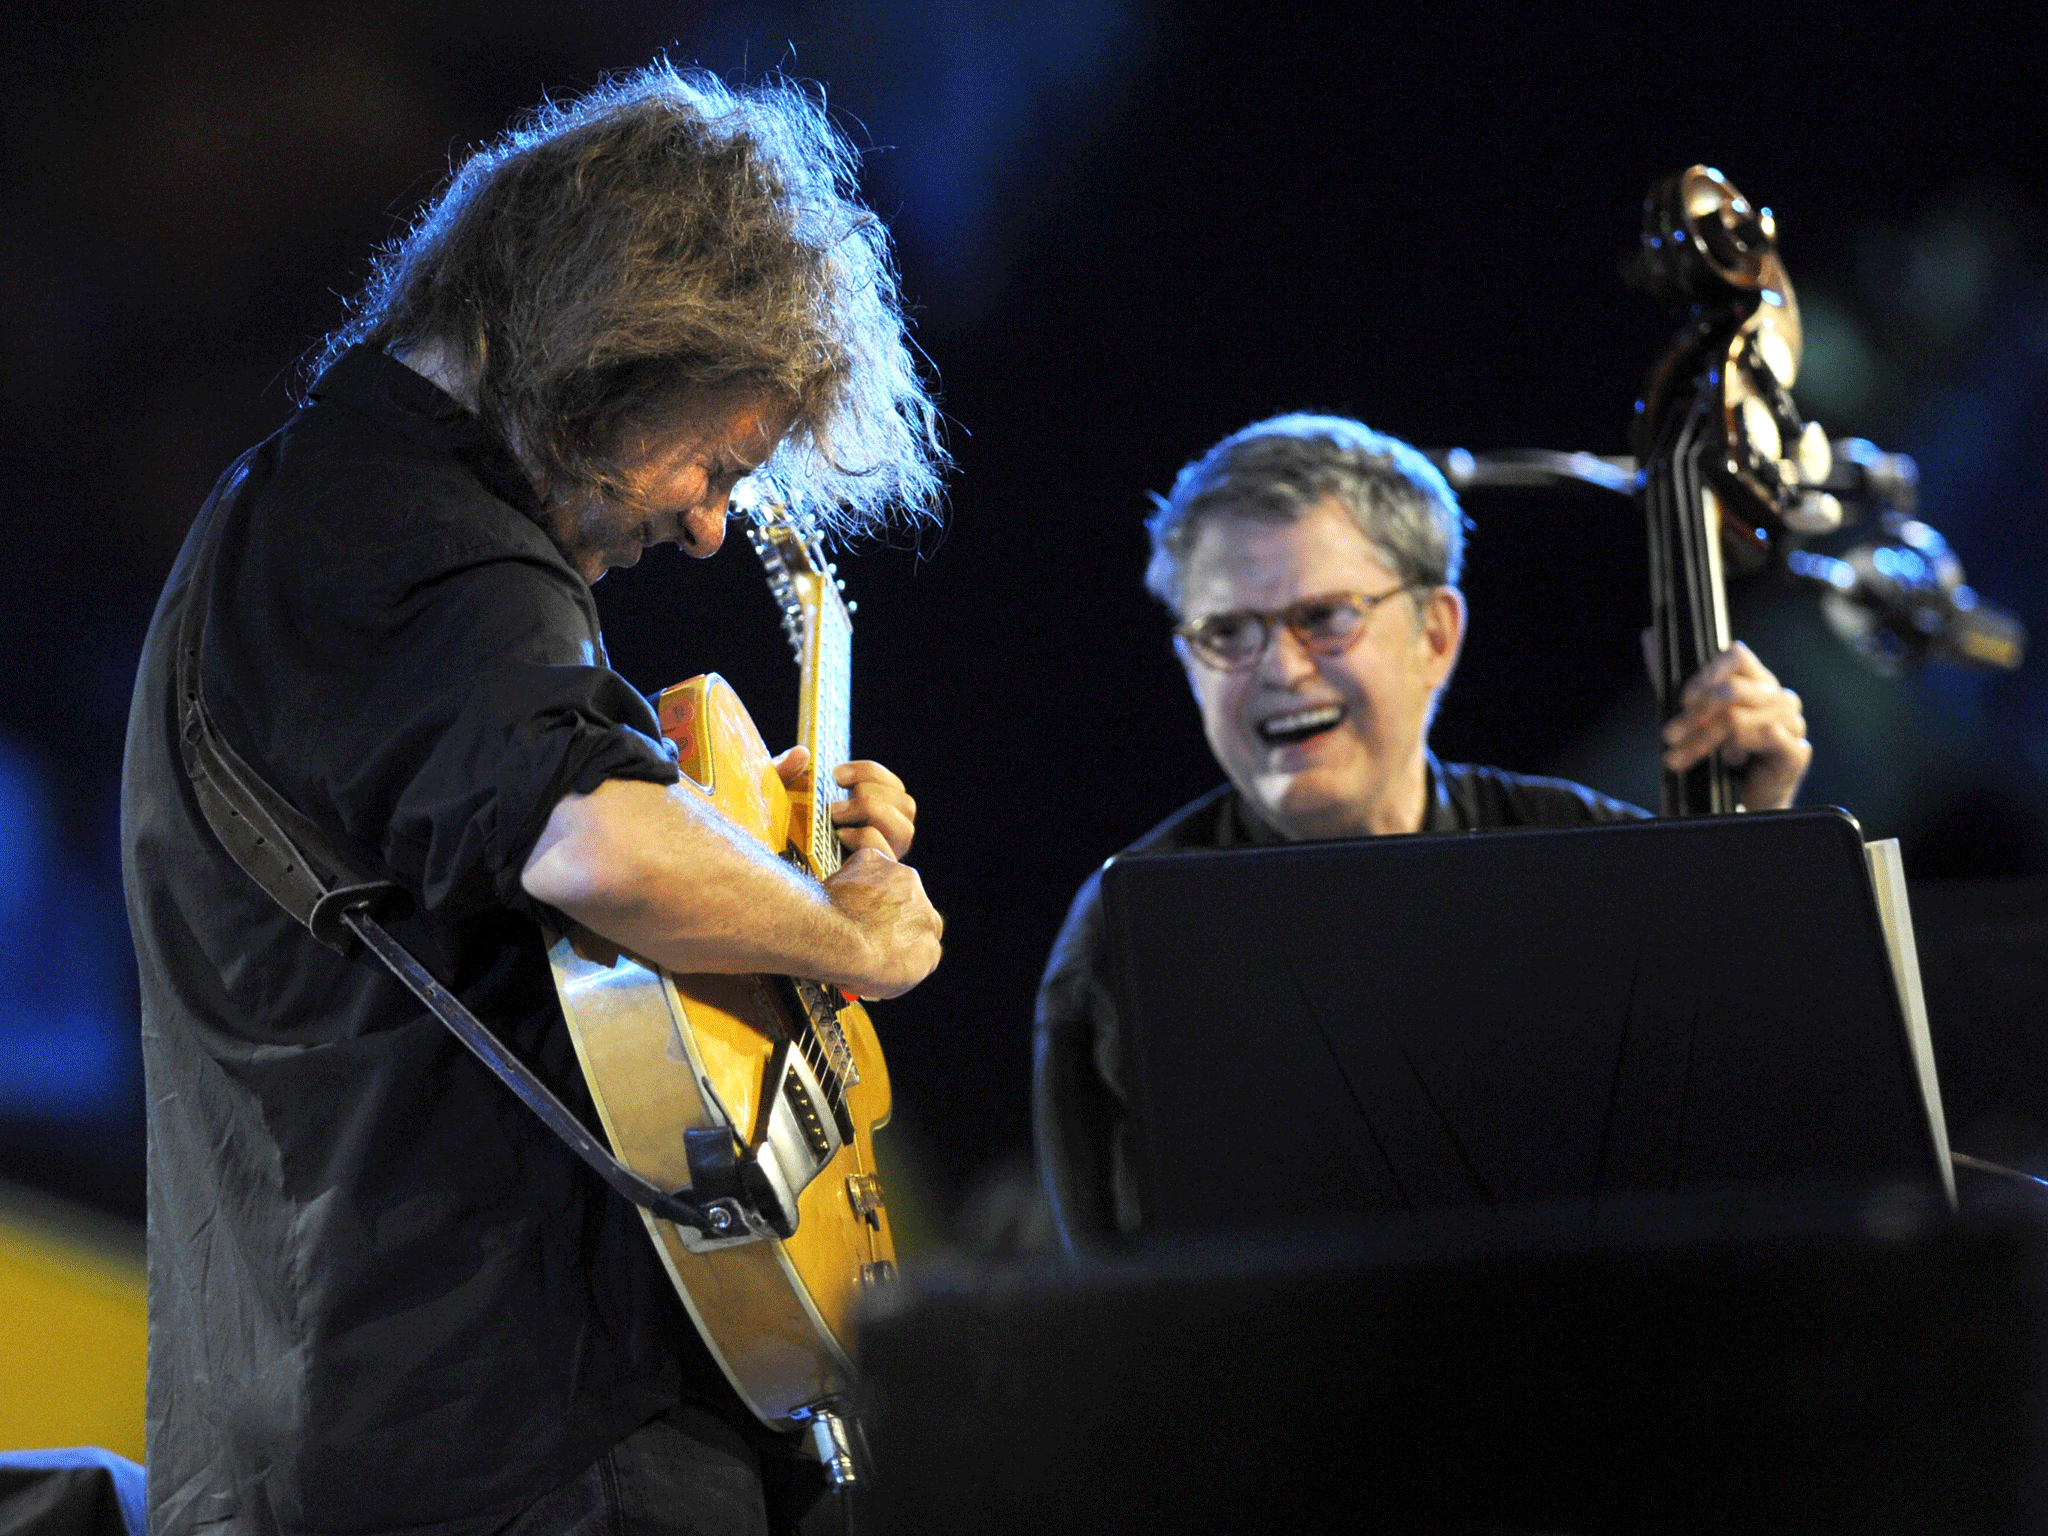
[1174,585,1423,671]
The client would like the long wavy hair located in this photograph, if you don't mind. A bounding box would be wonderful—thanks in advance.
[314,62,945,536]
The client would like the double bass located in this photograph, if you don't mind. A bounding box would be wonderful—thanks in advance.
[1627,165,1844,816]
[1432,166,2020,766]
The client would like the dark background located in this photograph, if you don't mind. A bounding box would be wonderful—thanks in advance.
[4,1,2045,1250]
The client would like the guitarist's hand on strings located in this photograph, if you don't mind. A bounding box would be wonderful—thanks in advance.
[1658,641,1813,812]
[772,747,936,998]
[520,774,941,1000]
[771,749,919,859]
[821,848,944,1000]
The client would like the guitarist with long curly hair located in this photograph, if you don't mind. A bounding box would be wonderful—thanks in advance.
[122,63,944,1536]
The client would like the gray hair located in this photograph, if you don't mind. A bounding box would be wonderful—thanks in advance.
[1144,414,1466,613]
[314,61,944,538]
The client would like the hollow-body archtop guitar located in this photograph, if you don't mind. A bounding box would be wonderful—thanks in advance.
[545,496,896,1431]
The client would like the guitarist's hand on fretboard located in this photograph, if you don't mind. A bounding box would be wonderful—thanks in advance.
[771,748,919,860]
[772,745,936,996]
[828,760,917,859]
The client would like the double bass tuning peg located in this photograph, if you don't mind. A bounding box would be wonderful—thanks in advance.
[1781,424,1844,533]
[1783,490,1845,537]
[1728,326,1839,533]
[1793,421,1832,487]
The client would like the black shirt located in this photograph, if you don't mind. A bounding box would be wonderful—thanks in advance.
[121,347,719,1536]
[1031,759,1649,1251]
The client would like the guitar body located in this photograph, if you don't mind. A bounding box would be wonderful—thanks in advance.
[547,672,896,1428]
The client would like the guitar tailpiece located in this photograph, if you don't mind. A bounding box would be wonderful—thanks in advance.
[679,1126,799,1243]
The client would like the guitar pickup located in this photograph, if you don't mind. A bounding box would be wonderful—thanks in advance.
[783,1073,833,1165]
[770,974,861,1144]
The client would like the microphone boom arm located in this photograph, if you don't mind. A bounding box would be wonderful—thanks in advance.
[1422,441,2023,675]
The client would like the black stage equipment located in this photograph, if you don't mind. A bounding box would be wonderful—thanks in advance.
[857,1197,2048,1534]
[1102,808,1950,1237]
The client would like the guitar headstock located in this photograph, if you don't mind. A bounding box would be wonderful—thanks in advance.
[734,483,855,663]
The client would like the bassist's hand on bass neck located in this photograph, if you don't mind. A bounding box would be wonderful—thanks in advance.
[1653,640,1813,812]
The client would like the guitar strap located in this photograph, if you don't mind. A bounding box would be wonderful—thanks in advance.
[171,469,715,1233]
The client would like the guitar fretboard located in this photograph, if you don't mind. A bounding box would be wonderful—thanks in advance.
[802,585,853,879]
[745,499,857,880]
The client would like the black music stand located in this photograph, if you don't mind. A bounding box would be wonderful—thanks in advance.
[1100,807,1950,1237]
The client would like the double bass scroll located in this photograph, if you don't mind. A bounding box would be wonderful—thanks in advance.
[1425,173,2022,727]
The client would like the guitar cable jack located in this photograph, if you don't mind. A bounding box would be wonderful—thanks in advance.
[803,1405,861,1491]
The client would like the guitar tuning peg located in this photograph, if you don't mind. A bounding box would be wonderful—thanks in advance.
[847,600,858,614]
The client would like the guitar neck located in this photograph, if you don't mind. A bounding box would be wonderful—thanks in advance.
[797,574,853,878]
[747,499,856,878]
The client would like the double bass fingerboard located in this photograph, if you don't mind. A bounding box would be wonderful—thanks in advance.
[1643,400,1739,816]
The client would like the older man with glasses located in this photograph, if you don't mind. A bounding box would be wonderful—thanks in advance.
[1032,413,1812,1252]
